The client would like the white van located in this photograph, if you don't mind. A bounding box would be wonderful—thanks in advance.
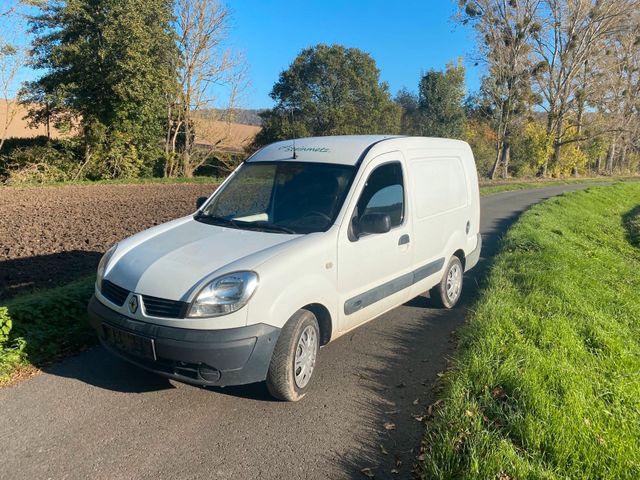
[88,135,481,401]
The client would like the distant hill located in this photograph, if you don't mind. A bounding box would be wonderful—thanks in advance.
[0,100,261,152]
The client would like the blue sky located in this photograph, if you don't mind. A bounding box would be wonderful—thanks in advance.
[6,0,483,109]
[229,0,482,109]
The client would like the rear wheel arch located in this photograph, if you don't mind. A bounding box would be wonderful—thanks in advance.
[453,248,466,271]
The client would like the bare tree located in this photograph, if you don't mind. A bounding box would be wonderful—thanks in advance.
[532,0,635,176]
[0,2,27,152]
[169,0,247,177]
[460,0,543,179]
[593,7,640,173]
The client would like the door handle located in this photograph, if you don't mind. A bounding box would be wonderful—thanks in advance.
[398,234,410,246]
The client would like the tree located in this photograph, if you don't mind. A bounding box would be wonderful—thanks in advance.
[168,0,247,177]
[395,88,420,135]
[415,61,466,138]
[591,7,640,174]
[0,1,29,152]
[24,0,178,178]
[255,44,401,146]
[458,0,541,179]
[532,0,634,176]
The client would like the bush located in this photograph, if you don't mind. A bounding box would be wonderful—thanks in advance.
[464,119,497,178]
[0,278,96,382]
[1,141,80,184]
[511,121,553,177]
[0,307,11,344]
[0,136,51,156]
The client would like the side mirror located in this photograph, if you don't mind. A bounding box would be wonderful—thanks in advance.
[356,213,391,237]
[196,196,208,209]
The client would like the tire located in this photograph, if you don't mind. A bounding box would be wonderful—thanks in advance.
[266,309,320,402]
[429,256,464,309]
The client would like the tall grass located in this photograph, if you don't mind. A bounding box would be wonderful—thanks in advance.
[420,183,640,479]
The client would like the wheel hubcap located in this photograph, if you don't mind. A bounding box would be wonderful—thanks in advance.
[294,325,318,389]
[446,263,462,302]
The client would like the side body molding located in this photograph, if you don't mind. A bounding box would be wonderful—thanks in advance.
[344,257,445,315]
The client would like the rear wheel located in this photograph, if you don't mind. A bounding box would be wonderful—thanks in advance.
[429,256,463,308]
[266,309,319,402]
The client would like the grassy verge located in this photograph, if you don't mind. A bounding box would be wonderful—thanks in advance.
[0,277,96,384]
[419,183,640,479]
[477,175,638,195]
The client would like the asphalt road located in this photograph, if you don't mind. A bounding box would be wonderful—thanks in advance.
[0,184,593,480]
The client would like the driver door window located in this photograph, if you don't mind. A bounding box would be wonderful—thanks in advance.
[353,162,405,233]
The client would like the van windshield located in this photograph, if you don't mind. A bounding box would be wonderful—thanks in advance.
[196,161,356,234]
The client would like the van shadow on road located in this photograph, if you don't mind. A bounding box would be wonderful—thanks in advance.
[45,345,278,399]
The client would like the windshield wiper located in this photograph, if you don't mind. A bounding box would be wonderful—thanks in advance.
[250,222,297,234]
[194,213,244,229]
[195,214,297,234]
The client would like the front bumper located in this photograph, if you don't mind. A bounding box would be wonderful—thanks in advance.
[88,295,280,387]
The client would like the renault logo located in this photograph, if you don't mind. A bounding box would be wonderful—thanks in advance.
[128,295,139,314]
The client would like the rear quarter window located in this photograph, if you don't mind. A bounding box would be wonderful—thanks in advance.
[411,157,468,219]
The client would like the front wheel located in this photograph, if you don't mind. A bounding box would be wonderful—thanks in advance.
[266,309,319,401]
[429,256,464,308]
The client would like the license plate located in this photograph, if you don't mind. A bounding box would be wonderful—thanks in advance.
[103,324,156,360]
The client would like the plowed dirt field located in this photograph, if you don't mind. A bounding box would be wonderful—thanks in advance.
[0,183,218,300]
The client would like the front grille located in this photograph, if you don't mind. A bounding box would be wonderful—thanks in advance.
[101,280,130,306]
[142,295,188,318]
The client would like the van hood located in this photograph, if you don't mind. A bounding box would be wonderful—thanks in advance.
[105,217,298,300]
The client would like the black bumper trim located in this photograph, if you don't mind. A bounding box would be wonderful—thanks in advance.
[88,295,280,387]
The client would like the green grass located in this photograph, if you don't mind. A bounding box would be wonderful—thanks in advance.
[0,277,96,383]
[478,176,638,195]
[419,183,640,479]
[0,175,222,188]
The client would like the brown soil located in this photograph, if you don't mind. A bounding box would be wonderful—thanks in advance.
[0,183,219,301]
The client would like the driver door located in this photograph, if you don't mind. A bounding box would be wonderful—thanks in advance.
[337,152,413,333]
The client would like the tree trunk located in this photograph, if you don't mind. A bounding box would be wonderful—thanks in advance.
[541,104,558,178]
[550,111,564,176]
[605,135,617,174]
[183,118,192,177]
[501,143,510,178]
[164,103,172,156]
[620,144,628,173]
[489,142,502,180]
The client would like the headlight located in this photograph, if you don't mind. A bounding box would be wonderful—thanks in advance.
[187,271,258,318]
[96,244,117,291]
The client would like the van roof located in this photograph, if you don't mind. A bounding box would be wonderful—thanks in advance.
[247,135,468,166]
